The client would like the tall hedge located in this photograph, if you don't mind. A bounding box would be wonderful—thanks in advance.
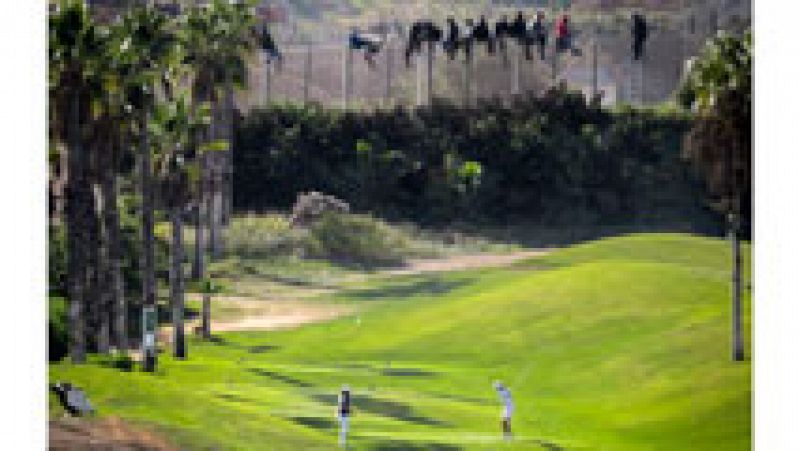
[233,88,721,231]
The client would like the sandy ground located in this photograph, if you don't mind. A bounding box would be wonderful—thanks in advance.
[389,250,549,275]
[49,417,178,450]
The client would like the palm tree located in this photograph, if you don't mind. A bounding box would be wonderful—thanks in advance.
[680,29,751,362]
[151,92,211,359]
[49,0,110,363]
[184,0,257,265]
[116,4,183,371]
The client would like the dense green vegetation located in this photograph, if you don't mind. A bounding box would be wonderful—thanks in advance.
[50,234,751,449]
[234,88,722,231]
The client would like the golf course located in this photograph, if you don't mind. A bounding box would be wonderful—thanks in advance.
[49,233,751,450]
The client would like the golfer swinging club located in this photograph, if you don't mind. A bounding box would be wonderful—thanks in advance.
[337,385,352,447]
[494,381,514,440]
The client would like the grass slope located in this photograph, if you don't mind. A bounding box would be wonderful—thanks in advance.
[49,233,751,450]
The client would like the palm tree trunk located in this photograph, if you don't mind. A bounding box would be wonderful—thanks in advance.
[221,82,234,226]
[170,205,186,359]
[207,151,221,260]
[140,106,157,372]
[95,181,111,354]
[111,132,127,352]
[66,90,86,364]
[201,292,211,339]
[192,152,206,280]
[731,204,744,361]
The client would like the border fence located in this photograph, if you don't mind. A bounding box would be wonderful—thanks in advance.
[237,3,750,111]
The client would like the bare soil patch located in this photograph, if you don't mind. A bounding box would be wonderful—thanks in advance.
[387,250,549,275]
[49,417,177,450]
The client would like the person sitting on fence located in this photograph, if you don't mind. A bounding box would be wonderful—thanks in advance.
[555,14,580,56]
[462,18,475,60]
[529,11,548,61]
[555,14,570,53]
[511,11,527,41]
[473,15,493,53]
[631,13,648,61]
[444,17,461,60]
[495,14,510,51]
[405,20,442,67]
[349,27,382,67]
[259,26,282,67]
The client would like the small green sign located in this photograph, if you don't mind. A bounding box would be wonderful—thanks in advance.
[143,306,157,334]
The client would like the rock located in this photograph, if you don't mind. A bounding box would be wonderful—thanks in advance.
[290,192,350,227]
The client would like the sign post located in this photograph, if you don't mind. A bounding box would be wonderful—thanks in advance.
[142,305,157,370]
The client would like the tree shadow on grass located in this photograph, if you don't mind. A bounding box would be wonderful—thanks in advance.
[380,368,437,377]
[311,394,447,427]
[368,440,461,451]
[247,368,313,388]
[206,336,282,354]
[340,275,474,302]
[288,416,337,431]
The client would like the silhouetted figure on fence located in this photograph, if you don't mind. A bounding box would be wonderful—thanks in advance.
[349,27,382,68]
[530,11,548,61]
[555,14,571,53]
[444,17,461,60]
[474,15,493,53]
[491,14,510,65]
[495,14,510,52]
[259,26,282,68]
[458,18,474,61]
[405,20,442,67]
[632,13,648,61]
[555,14,581,56]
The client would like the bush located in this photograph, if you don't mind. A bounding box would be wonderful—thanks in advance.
[306,212,411,267]
[233,89,719,231]
[49,296,68,362]
[222,213,307,260]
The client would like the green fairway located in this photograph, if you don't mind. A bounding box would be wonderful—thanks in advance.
[49,233,751,450]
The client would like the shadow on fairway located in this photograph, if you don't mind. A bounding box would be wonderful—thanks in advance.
[206,336,282,354]
[369,440,461,451]
[216,392,260,405]
[531,439,566,451]
[380,368,437,377]
[247,368,313,388]
[311,394,447,427]
[289,416,337,431]
[341,275,474,302]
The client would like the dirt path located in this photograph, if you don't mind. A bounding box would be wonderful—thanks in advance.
[388,250,549,275]
[158,250,547,338]
[49,417,178,450]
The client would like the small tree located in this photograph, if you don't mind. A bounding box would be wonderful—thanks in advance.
[679,29,751,361]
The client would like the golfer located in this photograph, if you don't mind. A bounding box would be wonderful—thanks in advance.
[494,381,514,440]
[337,385,352,447]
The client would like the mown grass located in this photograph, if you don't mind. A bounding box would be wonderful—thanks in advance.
[49,233,751,450]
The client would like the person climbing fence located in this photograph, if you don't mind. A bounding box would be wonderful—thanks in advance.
[632,13,648,61]
[349,27,382,68]
[529,11,548,61]
[444,17,461,60]
[405,20,442,67]
[259,26,282,67]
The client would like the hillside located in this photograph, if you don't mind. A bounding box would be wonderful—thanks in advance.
[49,233,751,449]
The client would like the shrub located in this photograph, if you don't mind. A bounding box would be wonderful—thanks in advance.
[306,212,411,267]
[222,213,307,260]
[49,296,68,362]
